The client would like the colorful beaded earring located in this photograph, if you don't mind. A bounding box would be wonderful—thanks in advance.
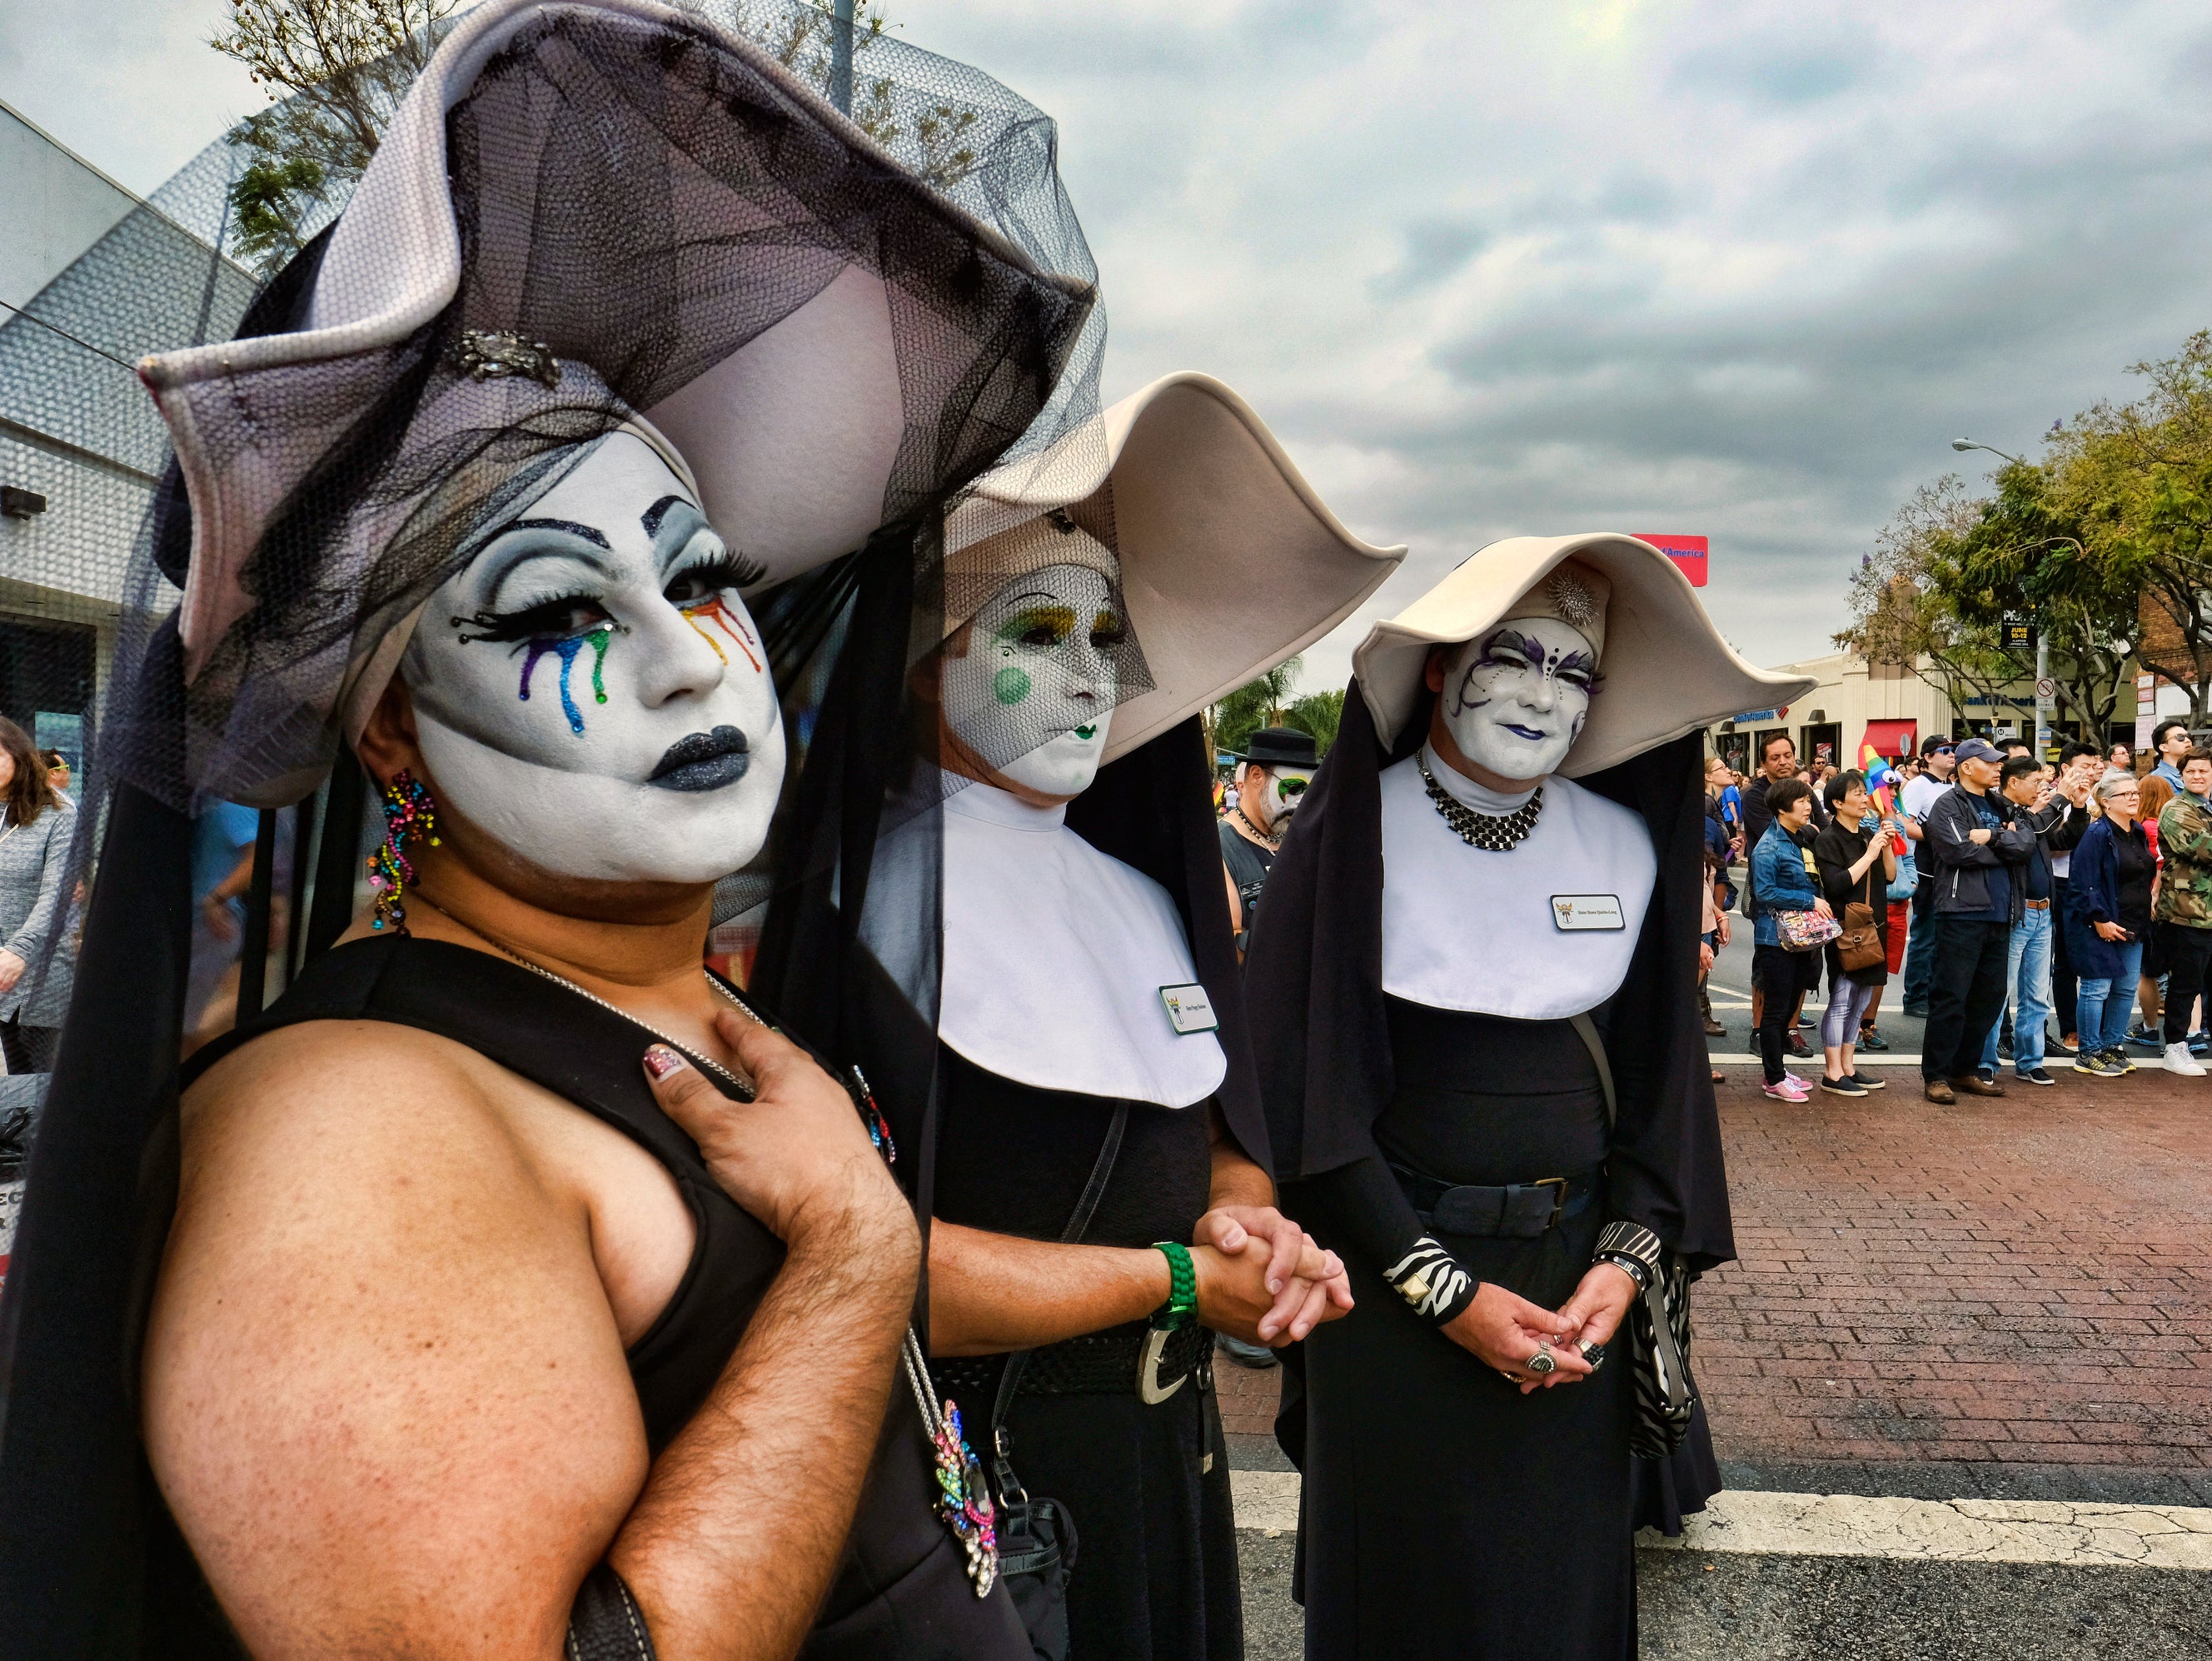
[366,770,441,934]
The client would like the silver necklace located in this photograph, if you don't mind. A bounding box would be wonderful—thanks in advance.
[490,940,764,1100]
[1417,752,1543,852]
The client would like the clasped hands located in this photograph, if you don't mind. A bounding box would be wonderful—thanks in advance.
[1443,1261,1640,1395]
[1188,1205,1354,1348]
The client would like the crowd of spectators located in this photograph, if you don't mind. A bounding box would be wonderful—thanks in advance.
[1708,717,2212,1100]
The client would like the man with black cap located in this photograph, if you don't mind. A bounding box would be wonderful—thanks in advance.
[1920,736,2040,1102]
[1222,726,1318,958]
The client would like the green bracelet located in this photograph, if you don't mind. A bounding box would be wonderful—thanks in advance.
[1150,1240,1198,1331]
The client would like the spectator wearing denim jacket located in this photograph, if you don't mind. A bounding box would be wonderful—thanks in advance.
[1749,778,1827,1095]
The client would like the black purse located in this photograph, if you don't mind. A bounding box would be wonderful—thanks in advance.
[981,1101,1128,1661]
[1567,1014,1698,1458]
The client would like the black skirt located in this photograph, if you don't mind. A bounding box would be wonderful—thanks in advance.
[1296,1002,1637,1661]
[929,1050,1241,1661]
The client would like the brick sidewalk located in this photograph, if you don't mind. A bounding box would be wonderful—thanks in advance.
[1699,1065,2211,1485]
[1217,1069,2212,1494]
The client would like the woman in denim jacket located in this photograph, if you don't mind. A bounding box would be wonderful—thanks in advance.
[1750,777,1831,1099]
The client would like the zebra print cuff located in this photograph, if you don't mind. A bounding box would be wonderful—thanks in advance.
[1381,1236,1481,1325]
[1593,1220,1663,1291]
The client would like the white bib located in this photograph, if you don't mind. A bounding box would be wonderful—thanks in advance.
[936,783,1227,1108]
[1379,746,1657,1019]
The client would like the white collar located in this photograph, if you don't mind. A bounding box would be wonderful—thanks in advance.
[1421,746,1538,813]
[934,783,1226,1107]
[1379,752,1656,1019]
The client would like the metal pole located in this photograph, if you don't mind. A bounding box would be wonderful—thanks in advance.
[2035,631,2053,758]
[830,0,854,115]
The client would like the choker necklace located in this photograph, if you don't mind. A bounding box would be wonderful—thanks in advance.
[1417,752,1543,852]
[1230,801,1281,849]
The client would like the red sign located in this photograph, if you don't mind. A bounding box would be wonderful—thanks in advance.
[1636,533,1707,587]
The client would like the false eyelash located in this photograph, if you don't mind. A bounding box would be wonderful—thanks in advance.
[451,592,609,646]
[670,547,768,595]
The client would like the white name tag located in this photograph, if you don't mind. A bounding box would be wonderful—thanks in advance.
[1551,894,1626,932]
[1158,983,1220,1035]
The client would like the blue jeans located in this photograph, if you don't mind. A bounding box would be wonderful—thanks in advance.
[1902,882,1938,1009]
[1980,905,2052,1073]
[2076,938,2145,1054]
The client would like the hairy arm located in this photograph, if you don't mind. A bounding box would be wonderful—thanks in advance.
[148,1019,915,1661]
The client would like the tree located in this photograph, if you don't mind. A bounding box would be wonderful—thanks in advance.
[1926,461,2135,738]
[1283,689,1344,757]
[1208,655,1303,761]
[1836,477,2020,723]
[212,0,457,272]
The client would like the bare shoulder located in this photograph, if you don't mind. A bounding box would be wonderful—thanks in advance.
[151,1020,645,1656]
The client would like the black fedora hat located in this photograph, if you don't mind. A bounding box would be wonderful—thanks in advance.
[1238,726,1319,769]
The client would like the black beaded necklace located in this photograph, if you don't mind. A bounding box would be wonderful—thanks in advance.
[1417,751,1543,851]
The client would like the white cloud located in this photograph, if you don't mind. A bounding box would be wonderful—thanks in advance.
[8,0,2210,696]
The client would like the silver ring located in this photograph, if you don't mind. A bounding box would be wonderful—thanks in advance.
[1526,1348,1557,1375]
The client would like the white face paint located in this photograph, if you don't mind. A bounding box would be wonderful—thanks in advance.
[1245,766,1313,831]
[401,431,786,883]
[1437,616,1600,784]
[942,563,1121,800]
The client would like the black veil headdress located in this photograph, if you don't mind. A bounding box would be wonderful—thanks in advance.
[0,2,1104,1647]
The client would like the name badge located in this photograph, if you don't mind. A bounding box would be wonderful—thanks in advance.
[1551,895,1625,932]
[1158,983,1220,1035]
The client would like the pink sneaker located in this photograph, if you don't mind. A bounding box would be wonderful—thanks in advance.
[1763,1077,1809,1101]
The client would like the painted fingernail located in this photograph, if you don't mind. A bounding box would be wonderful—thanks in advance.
[643,1045,687,1080]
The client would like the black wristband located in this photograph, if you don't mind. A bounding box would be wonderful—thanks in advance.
[568,1564,655,1660]
[1593,1220,1664,1292]
[1380,1235,1481,1326]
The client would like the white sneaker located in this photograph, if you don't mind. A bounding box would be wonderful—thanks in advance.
[2164,1043,2205,1077]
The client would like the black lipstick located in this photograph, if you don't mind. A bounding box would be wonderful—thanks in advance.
[647,726,750,792]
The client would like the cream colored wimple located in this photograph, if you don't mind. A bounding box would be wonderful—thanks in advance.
[1492,556,1612,661]
[336,413,700,746]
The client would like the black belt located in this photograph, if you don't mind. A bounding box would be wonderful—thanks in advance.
[1389,1163,1602,1239]
[931,1320,1214,1402]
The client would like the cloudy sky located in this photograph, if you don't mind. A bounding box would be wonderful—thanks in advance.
[10,0,2211,692]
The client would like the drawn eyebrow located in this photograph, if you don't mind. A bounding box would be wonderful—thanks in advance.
[502,517,610,549]
[640,494,696,540]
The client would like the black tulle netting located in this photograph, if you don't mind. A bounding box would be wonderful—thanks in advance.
[4,0,1110,859]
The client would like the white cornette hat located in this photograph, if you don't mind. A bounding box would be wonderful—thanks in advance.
[1353,533,1817,778]
[944,372,1407,764]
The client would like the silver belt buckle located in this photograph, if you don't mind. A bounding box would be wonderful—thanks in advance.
[1138,1326,1190,1404]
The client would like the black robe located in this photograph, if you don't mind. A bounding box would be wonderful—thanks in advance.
[1242,681,1732,1653]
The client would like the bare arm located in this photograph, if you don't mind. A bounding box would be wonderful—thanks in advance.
[928,1100,1349,1356]
[147,1015,914,1661]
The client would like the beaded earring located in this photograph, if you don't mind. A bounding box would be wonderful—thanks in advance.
[366,769,441,934]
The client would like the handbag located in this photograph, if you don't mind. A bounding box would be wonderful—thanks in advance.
[1885,842,1918,900]
[1772,907,1841,951]
[983,1102,1128,1661]
[1567,1014,1697,1458]
[1836,858,1885,972]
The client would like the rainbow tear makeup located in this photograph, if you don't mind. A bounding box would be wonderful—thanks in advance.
[518,626,620,735]
[680,595,764,671]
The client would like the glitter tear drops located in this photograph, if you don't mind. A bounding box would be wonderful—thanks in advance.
[367,769,441,932]
[1417,752,1542,851]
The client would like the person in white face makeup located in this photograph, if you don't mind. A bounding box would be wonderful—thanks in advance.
[1243,536,1816,1660]
[2,2,1107,1654]
[798,373,1402,1661]
[1219,726,1319,960]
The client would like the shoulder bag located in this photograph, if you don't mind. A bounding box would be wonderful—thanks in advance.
[983,1102,1128,1661]
[1567,1013,1698,1458]
[1772,906,1841,952]
[1835,851,1886,973]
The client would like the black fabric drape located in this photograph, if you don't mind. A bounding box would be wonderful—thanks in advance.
[1243,679,1732,1271]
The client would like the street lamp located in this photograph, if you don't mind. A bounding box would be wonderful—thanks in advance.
[1946,437,2047,751]
[1951,436,2024,464]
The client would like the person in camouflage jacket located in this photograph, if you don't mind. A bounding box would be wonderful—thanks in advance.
[2151,749,2212,1073]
